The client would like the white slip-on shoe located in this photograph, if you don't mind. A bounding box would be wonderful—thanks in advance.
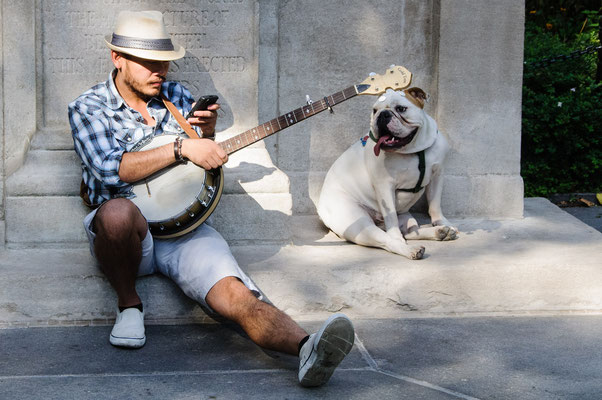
[109,308,146,348]
[298,313,355,387]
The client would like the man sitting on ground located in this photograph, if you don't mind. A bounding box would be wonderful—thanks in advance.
[68,10,354,387]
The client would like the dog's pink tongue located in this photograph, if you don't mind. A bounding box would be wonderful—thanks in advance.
[374,135,390,157]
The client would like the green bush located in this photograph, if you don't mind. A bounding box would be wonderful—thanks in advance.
[525,0,601,41]
[522,8,601,197]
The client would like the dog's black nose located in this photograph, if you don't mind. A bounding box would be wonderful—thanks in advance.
[377,110,392,130]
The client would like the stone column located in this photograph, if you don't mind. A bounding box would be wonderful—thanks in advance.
[2,0,38,245]
[0,0,4,245]
[436,0,525,217]
[2,0,37,177]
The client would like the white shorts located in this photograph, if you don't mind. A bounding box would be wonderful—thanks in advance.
[83,207,262,310]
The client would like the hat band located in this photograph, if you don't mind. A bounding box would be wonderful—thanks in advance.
[111,33,174,51]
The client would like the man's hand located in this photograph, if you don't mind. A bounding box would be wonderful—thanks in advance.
[187,103,219,137]
[181,138,228,170]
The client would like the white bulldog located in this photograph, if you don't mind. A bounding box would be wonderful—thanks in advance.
[317,88,457,260]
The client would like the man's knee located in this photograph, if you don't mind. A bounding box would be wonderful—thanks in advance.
[94,198,147,241]
[206,277,259,319]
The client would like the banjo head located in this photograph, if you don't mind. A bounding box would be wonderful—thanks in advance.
[129,134,223,238]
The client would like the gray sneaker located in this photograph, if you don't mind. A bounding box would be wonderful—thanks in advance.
[298,313,355,387]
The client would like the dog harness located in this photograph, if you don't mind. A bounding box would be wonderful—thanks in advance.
[361,131,427,193]
[399,150,426,193]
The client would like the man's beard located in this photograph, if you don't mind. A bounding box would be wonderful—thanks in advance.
[123,74,161,102]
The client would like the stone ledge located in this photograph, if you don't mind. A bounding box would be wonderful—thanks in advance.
[5,193,293,244]
[30,128,73,151]
[7,147,290,197]
[1,198,600,327]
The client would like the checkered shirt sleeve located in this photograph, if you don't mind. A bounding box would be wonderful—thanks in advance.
[69,97,125,187]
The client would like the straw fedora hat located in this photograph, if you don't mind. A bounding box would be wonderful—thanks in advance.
[105,10,185,61]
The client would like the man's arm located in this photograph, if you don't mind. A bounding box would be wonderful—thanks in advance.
[118,137,227,182]
[118,103,226,182]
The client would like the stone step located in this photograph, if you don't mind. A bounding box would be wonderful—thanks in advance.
[6,148,290,197]
[6,150,81,196]
[30,128,73,151]
[6,136,293,245]
[5,192,292,246]
[1,199,601,328]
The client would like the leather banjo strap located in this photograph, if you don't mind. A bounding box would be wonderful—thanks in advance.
[161,95,200,140]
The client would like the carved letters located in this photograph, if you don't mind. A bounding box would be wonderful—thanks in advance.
[41,0,255,126]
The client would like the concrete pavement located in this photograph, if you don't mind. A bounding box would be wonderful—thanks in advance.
[1,316,601,399]
[561,205,602,234]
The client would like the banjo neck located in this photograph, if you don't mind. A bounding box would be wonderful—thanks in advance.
[136,65,413,239]
[216,64,414,155]
[217,85,368,155]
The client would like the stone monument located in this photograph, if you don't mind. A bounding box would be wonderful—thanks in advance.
[0,0,525,248]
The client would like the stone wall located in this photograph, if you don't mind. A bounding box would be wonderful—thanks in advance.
[262,0,525,217]
[0,0,4,244]
[40,0,259,132]
[2,0,37,177]
[0,0,525,247]
[265,0,442,214]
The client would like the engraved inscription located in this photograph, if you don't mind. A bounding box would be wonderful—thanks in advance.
[47,58,86,74]
[171,33,207,50]
[83,34,109,51]
[163,10,230,27]
[171,56,246,73]
[41,0,257,128]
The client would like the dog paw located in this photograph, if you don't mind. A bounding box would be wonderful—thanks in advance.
[410,246,425,260]
[435,226,450,240]
[435,226,458,241]
[445,227,458,240]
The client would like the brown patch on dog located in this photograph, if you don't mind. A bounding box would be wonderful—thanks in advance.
[403,87,428,109]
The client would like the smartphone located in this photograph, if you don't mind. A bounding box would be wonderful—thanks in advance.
[185,95,219,119]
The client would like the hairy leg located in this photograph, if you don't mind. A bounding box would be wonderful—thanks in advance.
[93,198,148,308]
[206,277,308,355]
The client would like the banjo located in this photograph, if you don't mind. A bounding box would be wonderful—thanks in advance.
[130,65,412,238]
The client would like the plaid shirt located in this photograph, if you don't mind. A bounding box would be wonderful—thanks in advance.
[68,70,200,206]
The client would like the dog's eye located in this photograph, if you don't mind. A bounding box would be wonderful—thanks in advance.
[395,106,407,113]
[372,109,377,115]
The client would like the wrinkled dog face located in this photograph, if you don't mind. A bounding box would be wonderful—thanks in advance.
[370,88,427,153]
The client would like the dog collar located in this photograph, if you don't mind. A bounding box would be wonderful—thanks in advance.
[360,130,379,147]
[369,130,379,143]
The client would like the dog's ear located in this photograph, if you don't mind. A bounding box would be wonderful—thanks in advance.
[403,87,428,109]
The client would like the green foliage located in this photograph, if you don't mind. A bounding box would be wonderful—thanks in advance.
[526,0,600,40]
[522,4,602,197]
